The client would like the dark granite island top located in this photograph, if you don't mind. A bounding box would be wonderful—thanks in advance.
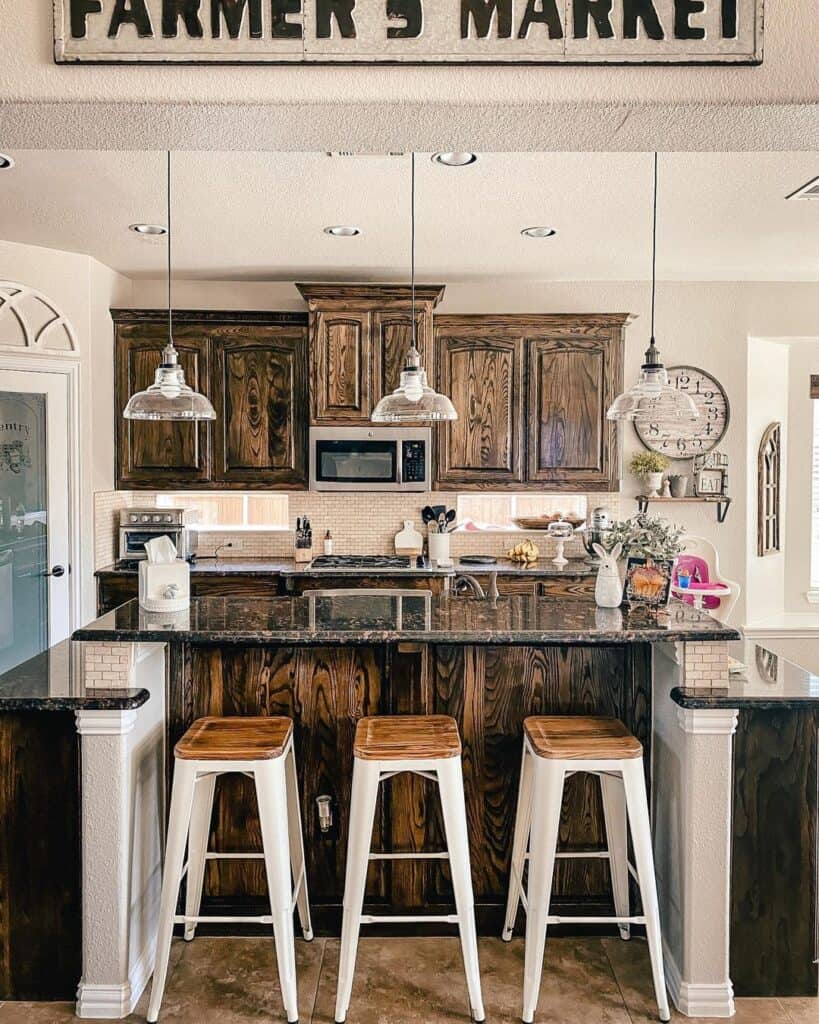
[72,593,740,646]
[0,639,149,710]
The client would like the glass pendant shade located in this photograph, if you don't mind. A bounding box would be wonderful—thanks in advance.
[123,344,216,421]
[370,152,458,425]
[122,152,216,423]
[372,347,458,422]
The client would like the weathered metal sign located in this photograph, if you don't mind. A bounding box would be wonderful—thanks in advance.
[54,0,764,64]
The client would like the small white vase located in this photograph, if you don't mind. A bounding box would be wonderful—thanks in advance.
[644,472,664,498]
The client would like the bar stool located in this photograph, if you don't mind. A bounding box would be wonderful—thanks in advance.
[502,716,670,1024]
[334,715,485,1024]
[147,717,312,1024]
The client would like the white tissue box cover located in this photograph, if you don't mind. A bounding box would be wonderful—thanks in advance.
[138,560,191,612]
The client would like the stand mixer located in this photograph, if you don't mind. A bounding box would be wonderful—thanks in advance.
[582,507,612,565]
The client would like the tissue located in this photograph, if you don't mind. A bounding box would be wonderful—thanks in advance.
[144,535,178,564]
[139,535,190,612]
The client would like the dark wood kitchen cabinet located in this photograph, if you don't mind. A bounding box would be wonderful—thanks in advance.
[435,314,628,491]
[113,310,309,490]
[297,284,444,424]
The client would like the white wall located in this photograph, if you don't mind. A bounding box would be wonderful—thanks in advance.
[0,239,132,624]
[784,340,819,611]
[745,338,789,625]
[132,276,819,626]
[1,3,817,152]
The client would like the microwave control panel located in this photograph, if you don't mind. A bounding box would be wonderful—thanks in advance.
[402,440,427,484]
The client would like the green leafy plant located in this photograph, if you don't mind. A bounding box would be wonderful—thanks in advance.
[629,451,669,476]
[605,513,684,561]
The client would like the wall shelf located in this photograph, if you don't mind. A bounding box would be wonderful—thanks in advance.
[636,495,733,524]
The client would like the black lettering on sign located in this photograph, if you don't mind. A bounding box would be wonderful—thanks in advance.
[461,0,513,39]
[674,0,705,39]
[71,0,102,37]
[211,0,262,37]
[572,0,614,39]
[518,0,563,39]
[623,0,663,39]
[387,0,422,39]
[315,0,356,38]
[722,0,737,38]
[162,0,204,37]
[271,0,302,38]
[109,0,154,36]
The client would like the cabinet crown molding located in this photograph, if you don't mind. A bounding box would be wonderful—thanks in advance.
[296,282,446,309]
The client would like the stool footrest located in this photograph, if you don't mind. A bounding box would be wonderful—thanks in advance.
[175,914,274,926]
[546,915,646,926]
[205,852,265,860]
[360,914,460,925]
[368,852,449,861]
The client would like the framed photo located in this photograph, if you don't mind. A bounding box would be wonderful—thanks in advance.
[622,558,674,609]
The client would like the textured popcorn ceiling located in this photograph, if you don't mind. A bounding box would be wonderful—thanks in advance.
[0,3,817,151]
[1,151,817,281]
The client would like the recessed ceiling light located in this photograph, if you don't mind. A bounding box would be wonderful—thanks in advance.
[129,223,167,236]
[0,154,14,170]
[324,225,362,237]
[521,226,558,239]
[432,152,478,167]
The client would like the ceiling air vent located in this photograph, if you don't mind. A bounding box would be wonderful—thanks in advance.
[326,151,405,158]
[786,176,819,200]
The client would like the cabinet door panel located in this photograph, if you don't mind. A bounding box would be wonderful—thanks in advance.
[116,328,211,487]
[436,334,524,485]
[372,310,431,405]
[212,328,308,487]
[528,336,619,490]
[313,312,371,422]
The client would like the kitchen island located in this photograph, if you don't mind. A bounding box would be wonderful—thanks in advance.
[67,591,743,1017]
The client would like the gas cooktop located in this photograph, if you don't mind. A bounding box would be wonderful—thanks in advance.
[309,555,421,570]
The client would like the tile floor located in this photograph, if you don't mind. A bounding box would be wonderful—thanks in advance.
[0,936,814,1023]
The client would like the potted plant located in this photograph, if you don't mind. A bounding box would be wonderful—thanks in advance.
[604,513,685,562]
[629,451,670,498]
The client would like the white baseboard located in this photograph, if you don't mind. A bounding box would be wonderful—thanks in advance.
[663,940,736,1019]
[76,939,155,1019]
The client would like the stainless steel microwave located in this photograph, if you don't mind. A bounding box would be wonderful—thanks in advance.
[309,427,431,492]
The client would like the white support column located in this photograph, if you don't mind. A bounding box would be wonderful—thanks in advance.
[74,642,167,1020]
[75,707,141,1019]
[652,641,738,1019]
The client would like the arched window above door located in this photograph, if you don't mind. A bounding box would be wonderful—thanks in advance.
[0,282,78,354]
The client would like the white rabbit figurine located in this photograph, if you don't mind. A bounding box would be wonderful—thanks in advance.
[593,542,623,609]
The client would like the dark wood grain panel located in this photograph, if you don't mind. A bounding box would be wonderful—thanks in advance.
[115,326,211,488]
[436,332,524,485]
[0,713,80,999]
[528,336,615,490]
[372,310,431,404]
[313,312,371,422]
[731,708,819,997]
[96,573,283,615]
[284,575,449,596]
[212,327,308,487]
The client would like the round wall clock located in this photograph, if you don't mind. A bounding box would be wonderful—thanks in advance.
[634,365,730,457]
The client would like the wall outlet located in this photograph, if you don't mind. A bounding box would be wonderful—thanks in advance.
[227,538,243,551]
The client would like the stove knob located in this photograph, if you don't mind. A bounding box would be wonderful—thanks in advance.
[141,515,149,523]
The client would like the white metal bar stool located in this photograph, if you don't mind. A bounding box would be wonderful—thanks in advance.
[334,715,485,1024]
[147,717,313,1024]
[502,716,670,1024]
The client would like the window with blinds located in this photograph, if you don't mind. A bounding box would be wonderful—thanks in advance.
[154,493,289,531]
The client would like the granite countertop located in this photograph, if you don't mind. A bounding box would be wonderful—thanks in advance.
[96,556,595,579]
[672,640,819,710]
[0,640,150,711]
[73,594,740,646]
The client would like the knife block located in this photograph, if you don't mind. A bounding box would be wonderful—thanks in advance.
[294,545,313,564]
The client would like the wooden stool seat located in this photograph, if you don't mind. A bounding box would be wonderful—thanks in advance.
[523,716,642,761]
[174,716,293,761]
[354,715,462,761]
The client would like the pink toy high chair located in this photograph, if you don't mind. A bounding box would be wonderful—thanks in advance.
[672,536,740,622]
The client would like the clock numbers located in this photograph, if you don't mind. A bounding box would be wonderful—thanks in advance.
[634,366,729,458]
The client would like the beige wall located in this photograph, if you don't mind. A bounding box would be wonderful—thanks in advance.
[0,239,132,623]
[784,340,819,612]
[1,5,817,152]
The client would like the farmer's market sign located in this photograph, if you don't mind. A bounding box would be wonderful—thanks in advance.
[55,0,764,64]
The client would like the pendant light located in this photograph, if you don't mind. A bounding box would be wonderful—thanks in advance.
[607,153,698,424]
[371,153,458,424]
[123,152,216,422]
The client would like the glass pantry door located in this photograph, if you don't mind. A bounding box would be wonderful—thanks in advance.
[0,372,71,674]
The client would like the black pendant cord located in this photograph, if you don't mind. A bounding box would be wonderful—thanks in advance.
[411,151,417,352]
[650,150,658,345]
[167,150,173,351]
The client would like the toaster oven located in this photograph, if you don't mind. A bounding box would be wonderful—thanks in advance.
[119,508,198,562]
